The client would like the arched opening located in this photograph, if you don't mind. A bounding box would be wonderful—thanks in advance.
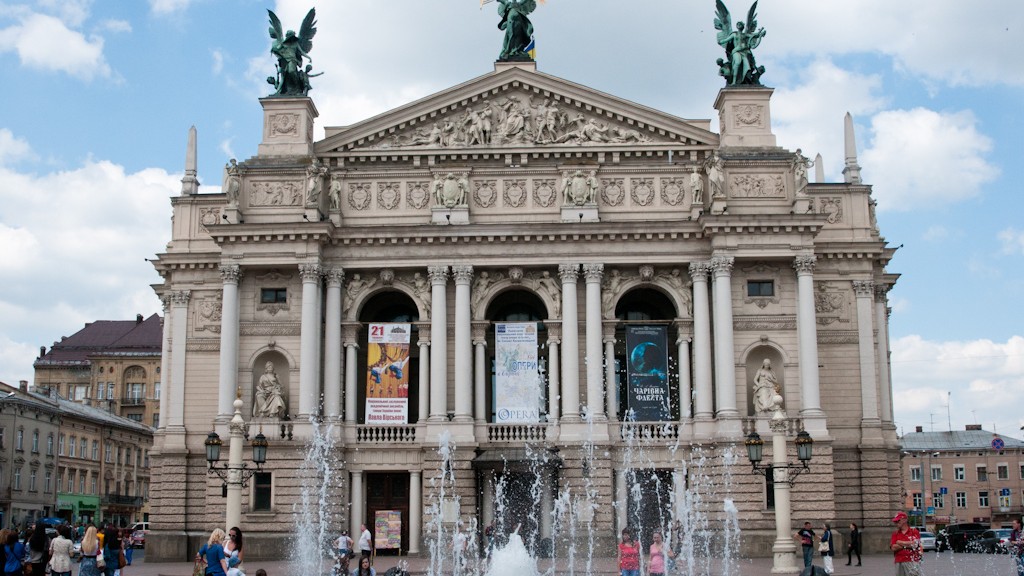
[485,289,548,424]
[613,288,679,421]
[357,291,421,425]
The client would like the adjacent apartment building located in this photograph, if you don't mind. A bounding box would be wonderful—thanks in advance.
[0,382,60,528]
[901,425,1024,530]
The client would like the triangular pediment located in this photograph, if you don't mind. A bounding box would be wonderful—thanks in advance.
[316,65,718,155]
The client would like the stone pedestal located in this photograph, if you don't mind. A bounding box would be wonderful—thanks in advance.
[561,204,599,223]
[714,87,777,148]
[258,97,318,157]
[710,197,728,215]
[432,205,469,225]
[792,197,812,214]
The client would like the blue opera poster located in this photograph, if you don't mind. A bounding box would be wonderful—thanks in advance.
[625,325,669,421]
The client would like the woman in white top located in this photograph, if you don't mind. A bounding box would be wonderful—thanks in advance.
[48,526,74,576]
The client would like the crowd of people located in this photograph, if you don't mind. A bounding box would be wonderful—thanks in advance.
[0,521,136,576]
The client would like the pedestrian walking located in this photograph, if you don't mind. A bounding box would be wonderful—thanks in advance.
[846,522,861,567]
[819,523,834,575]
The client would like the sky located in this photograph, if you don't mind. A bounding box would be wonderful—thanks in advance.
[0,0,1022,438]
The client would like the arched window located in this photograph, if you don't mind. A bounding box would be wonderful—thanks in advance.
[486,290,548,424]
[613,288,680,421]
[357,293,421,425]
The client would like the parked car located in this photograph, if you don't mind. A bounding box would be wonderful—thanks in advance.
[71,541,81,559]
[937,523,987,552]
[977,528,1013,553]
[130,529,147,548]
[919,531,937,551]
[129,522,149,532]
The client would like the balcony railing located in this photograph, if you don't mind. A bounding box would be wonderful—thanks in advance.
[487,424,549,443]
[619,422,680,442]
[120,396,146,406]
[356,425,417,443]
[101,494,143,507]
[740,416,805,437]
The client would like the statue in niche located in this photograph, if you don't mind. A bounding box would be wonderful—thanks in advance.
[792,148,813,197]
[328,175,342,211]
[713,0,766,86]
[305,158,326,206]
[253,361,287,418]
[432,172,469,208]
[411,272,431,316]
[752,358,780,414]
[705,151,726,199]
[496,0,536,61]
[223,159,241,205]
[602,269,622,316]
[561,169,598,206]
[266,9,319,97]
[689,166,704,205]
[344,273,377,312]
[534,271,561,317]
[472,271,494,312]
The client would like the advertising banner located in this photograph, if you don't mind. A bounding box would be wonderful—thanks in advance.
[494,322,540,423]
[625,325,670,421]
[365,323,411,424]
[374,510,402,549]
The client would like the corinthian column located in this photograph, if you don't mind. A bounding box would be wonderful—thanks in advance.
[558,264,581,421]
[415,321,431,423]
[157,296,171,430]
[603,321,617,420]
[545,323,561,423]
[167,290,190,434]
[854,280,880,426]
[875,286,893,423]
[472,322,488,423]
[217,265,242,420]
[794,255,824,419]
[343,323,360,423]
[689,262,713,421]
[298,263,322,419]
[452,266,474,422]
[428,266,449,420]
[710,256,738,418]
[324,268,345,420]
[582,263,605,420]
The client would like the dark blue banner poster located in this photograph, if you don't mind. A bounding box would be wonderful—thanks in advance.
[625,325,670,421]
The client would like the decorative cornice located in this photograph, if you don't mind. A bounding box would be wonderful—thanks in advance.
[240,322,301,336]
[874,284,890,303]
[558,263,580,283]
[582,263,604,282]
[817,330,859,344]
[185,338,220,352]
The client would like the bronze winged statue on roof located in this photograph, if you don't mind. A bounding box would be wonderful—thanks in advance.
[714,0,766,86]
[267,8,320,97]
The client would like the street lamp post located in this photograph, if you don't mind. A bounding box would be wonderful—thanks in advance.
[745,395,814,575]
[205,394,269,529]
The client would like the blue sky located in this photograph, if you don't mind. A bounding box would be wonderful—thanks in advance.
[0,0,1021,436]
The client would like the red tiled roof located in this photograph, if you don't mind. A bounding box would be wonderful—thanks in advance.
[34,313,162,367]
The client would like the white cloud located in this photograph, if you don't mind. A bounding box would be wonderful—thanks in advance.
[0,157,175,383]
[100,19,131,34]
[862,108,997,211]
[37,0,91,28]
[0,12,111,80]
[0,128,34,165]
[921,226,950,242]
[150,0,193,16]
[891,335,1024,436]
[999,228,1024,255]
[211,49,224,75]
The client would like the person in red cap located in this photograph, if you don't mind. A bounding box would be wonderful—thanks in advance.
[889,511,922,575]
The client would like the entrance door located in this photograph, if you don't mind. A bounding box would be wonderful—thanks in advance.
[365,473,410,555]
[494,472,540,553]
[625,469,673,545]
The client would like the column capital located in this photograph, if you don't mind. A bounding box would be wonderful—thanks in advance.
[688,261,711,280]
[852,279,875,297]
[219,264,242,284]
[602,320,617,341]
[710,255,735,277]
[544,321,562,343]
[170,290,191,306]
[161,294,172,311]
[582,263,605,282]
[452,265,474,284]
[471,321,489,344]
[874,284,891,302]
[793,254,817,275]
[325,268,345,287]
[558,263,580,283]
[342,322,362,346]
[299,263,323,282]
[427,265,449,284]
[415,321,432,345]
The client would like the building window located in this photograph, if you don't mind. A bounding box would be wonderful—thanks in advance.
[152,413,159,428]
[44,471,51,493]
[68,436,76,458]
[746,280,774,297]
[997,464,1009,480]
[977,466,988,482]
[74,386,86,401]
[260,288,287,304]
[16,429,24,451]
[954,465,965,481]
[81,439,88,459]
[154,382,160,400]
[253,472,272,511]
[931,465,942,481]
[0,428,5,449]
[126,414,142,423]
[979,491,990,507]
[90,474,97,495]
[1020,463,1024,479]
[57,472,63,493]
[58,435,65,455]
[97,384,105,400]
[79,474,85,494]
[910,466,921,482]
[107,382,114,399]
[933,492,944,509]
[955,492,967,508]
[912,492,922,508]
[67,471,74,493]
[105,443,112,463]
[91,441,98,460]
[999,493,1011,508]
[14,468,21,490]
[31,430,39,453]
[144,450,150,468]
[46,434,53,456]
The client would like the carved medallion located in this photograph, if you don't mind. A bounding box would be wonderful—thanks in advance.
[269,113,299,136]
[200,207,220,230]
[533,179,556,207]
[732,104,763,128]
[249,181,302,206]
[814,282,849,326]
[474,180,497,208]
[660,178,684,206]
[348,183,372,210]
[407,181,430,209]
[503,179,527,208]
[730,174,785,198]
[195,294,223,333]
[601,178,624,206]
[631,178,655,206]
[820,197,843,224]
[377,182,401,210]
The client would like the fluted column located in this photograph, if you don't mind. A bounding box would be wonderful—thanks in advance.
[689,263,713,421]
[324,269,345,420]
[710,256,738,418]
[343,324,361,423]
[157,296,171,430]
[350,470,364,537]
[472,322,488,423]
[582,263,605,420]
[416,322,431,423]
[603,321,617,421]
[674,319,692,420]
[875,286,894,423]
[217,265,242,419]
[854,280,879,423]
[298,264,322,419]
[794,256,824,418]
[558,264,581,420]
[409,471,422,554]
[428,266,449,420]
[452,266,474,422]
[168,290,190,432]
[545,323,561,422]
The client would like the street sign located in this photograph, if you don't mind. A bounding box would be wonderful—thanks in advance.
[991,437,1005,450]
[1001,488,1011,496]
[927,506,935,515]
[940,487,948,495]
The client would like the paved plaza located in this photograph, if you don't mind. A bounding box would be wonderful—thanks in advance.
[113,550,1019,576]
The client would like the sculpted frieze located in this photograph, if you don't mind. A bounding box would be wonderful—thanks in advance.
[660,177,685,206]
[814,282,849,326]
[377,182,401,210]
[249,180,302,206]
[195,294,223,334]
[631,178,655,206]
[601,178,625,206]
[533,179,557,207]
[199,207,220,230]
[407,181,431,210]
[729,173,785,198]
[503,179,527,208]
[432,173,469,208]
[561,170,597,206]
[819,197,843,224]
[731,104,764,128]
[269,113,299,136]
[348,183,372,210]
[474,180,498,208]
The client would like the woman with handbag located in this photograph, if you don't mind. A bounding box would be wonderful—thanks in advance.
[47,526,74,576]
[26,524,49,576]
[197,529,229,576]
[819,522,835,575]
[79,527,102,576]
[100,527,122,576]
[3,530,27,576]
